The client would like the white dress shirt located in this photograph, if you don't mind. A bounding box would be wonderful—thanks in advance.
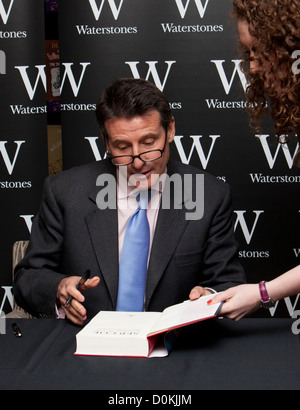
[117,168,164,262]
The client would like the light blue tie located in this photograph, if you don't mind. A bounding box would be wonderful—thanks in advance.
[116,191,150,311]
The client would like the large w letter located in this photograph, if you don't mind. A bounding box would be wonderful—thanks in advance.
[256,135,299,169]
[0,141,25,175]
[125,61,176,92]
[89,0,124,20]
[174,135,220,169]
[234,210,264,245]
[0,0,14,24]
[174,0,210,18]
[15,65,47,100]
[211,60,247,94]
[60,63,91,97]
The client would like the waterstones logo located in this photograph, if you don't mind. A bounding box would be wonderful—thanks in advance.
[78,0,137,36]
[0,0,27,38]
[0,140,25,175]
[0,286,13,320]
[256,135,299,169]
[210,59,247,95]
[75,25,137,35]
[0,214,32,317]
[206,99,247,109]
[88,0,125,21]
[249,173,300,184]
[161,22,223,34]
[0,29,26,39]
[0,140,33,188]
[161,0,223,34]
[234,210,264,245]
[0,0,14,24]
[234,210,270,260]
[20,214,34,233]
[205,60,248,109]
[173,135,220,169]
[10,105,47,115]
[11,62,90,102]
[174,0,211,19]
[269,295,300,320]
[125,60,176,92]
[211,60,247,95]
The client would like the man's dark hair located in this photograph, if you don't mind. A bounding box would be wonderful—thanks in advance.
[95,78,173,140]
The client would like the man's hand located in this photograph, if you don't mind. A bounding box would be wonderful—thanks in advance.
[189,286,213,300]
[57,275,100,325]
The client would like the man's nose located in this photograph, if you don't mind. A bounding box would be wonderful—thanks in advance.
[131,155,145,169]
[130,148,145,168]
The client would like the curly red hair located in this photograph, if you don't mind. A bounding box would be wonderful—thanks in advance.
[233,0,300,166]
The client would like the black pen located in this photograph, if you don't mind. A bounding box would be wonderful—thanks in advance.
[12,322,21,337]
[64,269,91,307]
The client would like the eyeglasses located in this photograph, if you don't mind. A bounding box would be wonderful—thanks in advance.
[107,132,167,166]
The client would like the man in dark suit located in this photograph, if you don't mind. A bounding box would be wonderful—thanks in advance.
[14,78,246,325]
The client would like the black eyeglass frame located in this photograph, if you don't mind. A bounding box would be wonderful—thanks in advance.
[107,130,168,166]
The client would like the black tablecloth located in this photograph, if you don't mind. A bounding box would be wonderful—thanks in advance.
[0,318,299,391]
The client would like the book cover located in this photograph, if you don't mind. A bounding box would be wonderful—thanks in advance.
[74,294,222,358]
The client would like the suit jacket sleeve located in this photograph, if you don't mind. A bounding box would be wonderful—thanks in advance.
[14,175,67,318]
[198,182,245,291]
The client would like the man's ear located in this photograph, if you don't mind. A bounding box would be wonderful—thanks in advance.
[103,135,110,153]
[167,117,175,143]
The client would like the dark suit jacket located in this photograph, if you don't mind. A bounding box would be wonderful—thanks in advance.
[14,159,246,318]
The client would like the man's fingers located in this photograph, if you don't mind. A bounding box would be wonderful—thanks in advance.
[63,299,87,325]
[80,276,100,291]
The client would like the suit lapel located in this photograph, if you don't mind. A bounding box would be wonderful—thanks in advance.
[85,160,119,308]
[145,160,190,309]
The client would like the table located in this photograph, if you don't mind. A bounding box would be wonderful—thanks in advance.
[0,318,299,391]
